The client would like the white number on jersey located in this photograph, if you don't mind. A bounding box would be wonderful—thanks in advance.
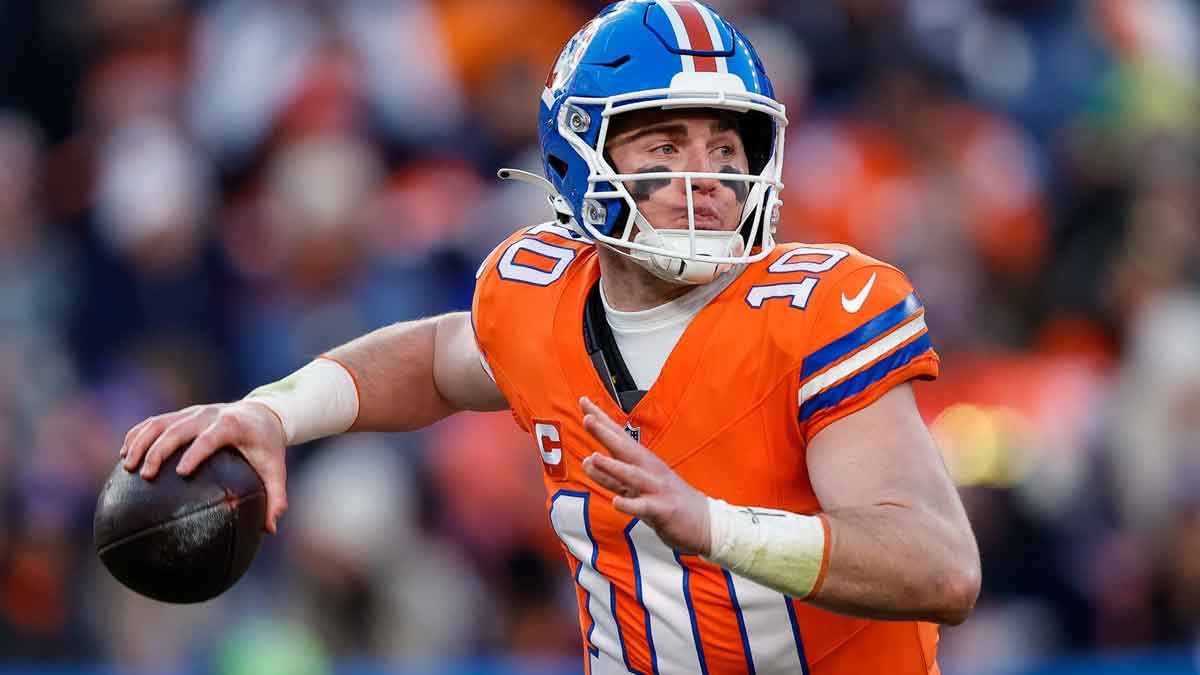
[496,238,577,286]
[747,246,848,311]
[551,490,811,674]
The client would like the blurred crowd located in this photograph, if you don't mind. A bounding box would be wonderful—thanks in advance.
[0,0,1197,673]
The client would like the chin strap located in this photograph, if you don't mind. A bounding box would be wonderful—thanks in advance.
[497,169,587,237]
[630,227,745,285]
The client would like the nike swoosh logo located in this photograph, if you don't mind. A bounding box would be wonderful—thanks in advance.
[841,272,877,313]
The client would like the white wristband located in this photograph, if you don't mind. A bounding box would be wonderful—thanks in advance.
[702,498,830,600]
[244,357,360,445]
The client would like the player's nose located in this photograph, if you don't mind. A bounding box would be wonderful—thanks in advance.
[681,146,720,193]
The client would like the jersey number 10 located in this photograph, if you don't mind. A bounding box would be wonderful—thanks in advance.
[495,227,847,315]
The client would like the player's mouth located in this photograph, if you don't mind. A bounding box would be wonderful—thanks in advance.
[680,205,732,230]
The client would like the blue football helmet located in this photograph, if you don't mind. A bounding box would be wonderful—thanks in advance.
[533,0,787,284]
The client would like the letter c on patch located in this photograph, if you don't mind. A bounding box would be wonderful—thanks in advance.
[533,419,567,480]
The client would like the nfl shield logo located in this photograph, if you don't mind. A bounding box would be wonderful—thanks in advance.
[623,423,640,443]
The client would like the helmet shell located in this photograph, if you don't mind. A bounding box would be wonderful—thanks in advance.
[538,1,778,237]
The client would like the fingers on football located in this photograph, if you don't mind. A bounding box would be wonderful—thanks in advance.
[122,417,164,471]
[124,408,195,470]
[179,416,287,535]
[138,411,209,478]
[175,416,234,476]
[120,419,146,458]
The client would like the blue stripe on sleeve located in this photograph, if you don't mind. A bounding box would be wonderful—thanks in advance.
[799,293,923,382]
[799,333,933,424]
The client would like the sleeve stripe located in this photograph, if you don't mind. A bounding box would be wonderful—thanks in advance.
[799,312,928,407]
[799,332,933,424]
[799,292,923,382]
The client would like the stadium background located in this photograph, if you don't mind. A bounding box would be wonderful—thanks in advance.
[0,0,1197,673]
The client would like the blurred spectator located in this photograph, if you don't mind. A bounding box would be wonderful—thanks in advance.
[783,64,1049,352]
[1111,292,1200,539]
[93,116,214,278]
[0,111,79,427]
[285,435,491,660]
[435,0,587,163]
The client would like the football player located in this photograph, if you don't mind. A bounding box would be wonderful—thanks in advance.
[122,2,980,673]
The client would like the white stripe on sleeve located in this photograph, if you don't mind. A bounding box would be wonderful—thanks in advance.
[798,313,927,406]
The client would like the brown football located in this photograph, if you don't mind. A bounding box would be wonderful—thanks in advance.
[93,445,266,603]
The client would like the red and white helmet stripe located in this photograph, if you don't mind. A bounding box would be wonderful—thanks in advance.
[654,0,728,74]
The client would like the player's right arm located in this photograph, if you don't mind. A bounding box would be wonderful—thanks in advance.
[329,311,508,430]
[119,312,507,533]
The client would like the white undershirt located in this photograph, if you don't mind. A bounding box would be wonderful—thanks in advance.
[600,267,743,390]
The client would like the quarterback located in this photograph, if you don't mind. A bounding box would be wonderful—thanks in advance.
[121,1,980,673]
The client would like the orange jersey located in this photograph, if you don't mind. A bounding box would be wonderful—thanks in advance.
[473,223,942,675]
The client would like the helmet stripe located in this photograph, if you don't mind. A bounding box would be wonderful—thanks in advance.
[692,1,729,74]
[654,0,696,72]
[669,0,717,72]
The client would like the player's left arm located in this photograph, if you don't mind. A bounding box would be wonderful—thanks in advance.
[803,381,980,625]
[579,386,980,626]
[792,263,979,624]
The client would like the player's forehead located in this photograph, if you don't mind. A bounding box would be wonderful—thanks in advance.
[607,108,739,143]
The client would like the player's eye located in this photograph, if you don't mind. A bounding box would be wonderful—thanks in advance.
[715,145,736,158]
[650,143,677,156]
